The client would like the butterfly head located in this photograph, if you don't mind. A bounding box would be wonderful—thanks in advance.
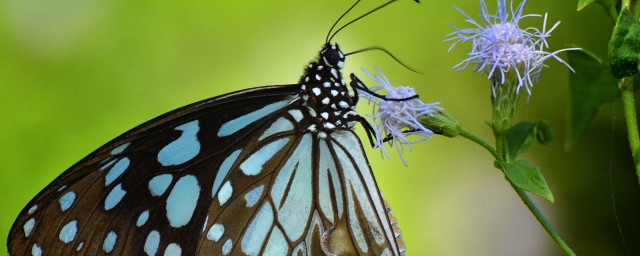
[320,43,345,69]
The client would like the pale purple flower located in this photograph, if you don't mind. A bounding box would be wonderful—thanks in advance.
[359,67,442,165]
[447,0,578,95]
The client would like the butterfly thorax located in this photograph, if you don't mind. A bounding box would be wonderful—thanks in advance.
[299,43,359,137]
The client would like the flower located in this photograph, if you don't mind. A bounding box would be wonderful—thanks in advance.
[359,67,442,166]
[446,0,578,95]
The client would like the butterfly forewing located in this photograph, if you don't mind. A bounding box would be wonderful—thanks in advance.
[8,86,299,255]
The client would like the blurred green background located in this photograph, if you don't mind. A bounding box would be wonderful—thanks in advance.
[1,0,639,255]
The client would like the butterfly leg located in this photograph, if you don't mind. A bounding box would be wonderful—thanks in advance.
[348,73,420,102]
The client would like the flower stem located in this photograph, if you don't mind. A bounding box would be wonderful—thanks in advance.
[620,77,640,184]
[511,185,576,256]
[458,129,500,159]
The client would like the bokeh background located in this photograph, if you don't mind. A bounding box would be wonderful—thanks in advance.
[1,0,639,255]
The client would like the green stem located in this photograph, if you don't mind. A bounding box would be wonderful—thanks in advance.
[512,185,576,256]
[620,77,640,184]
[459,129,500,160]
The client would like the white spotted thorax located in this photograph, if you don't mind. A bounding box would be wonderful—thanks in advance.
[299,43,359,138]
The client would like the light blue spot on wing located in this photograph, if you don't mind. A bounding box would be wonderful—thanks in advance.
[212,150,241,197]
[222,239,232,255]
[144,231,160,256]
[263,227,289,255]
[240,138,290,176]
[23,218,35,237]
[100,159,117,171]
[59,191,76,212]
[165,243,182,256]
[241,203,273,254]
[110,142,130,155]
[166,175,200,228]
[59,220,78,243]
[217,100,289,137]
[103,231,117,253]
[244,185,264,208]
[104,184,126,211]
[105,158,130,186]
[137,210,149,227]
[148,174,173,197]
[258,117,294,141]
[158,121,201,166]
[32,244,42,256]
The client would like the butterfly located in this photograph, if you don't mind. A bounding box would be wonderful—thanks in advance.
[8,0,414,255]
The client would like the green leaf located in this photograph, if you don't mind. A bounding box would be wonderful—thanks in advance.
[577,0,617,22]
[609,7,640,79]
[535,121,554,146]
[504,121,554,159]
[567,49,620,146]
[504,122,536,159]
[497,160,554,203]
[577,0,596,10]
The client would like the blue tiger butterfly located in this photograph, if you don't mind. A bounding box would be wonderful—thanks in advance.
[8,0,417,255]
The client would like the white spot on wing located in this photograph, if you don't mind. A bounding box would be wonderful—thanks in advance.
[59,220,78,244]
[166,175,200,228]
[104,184,126,211]
[241,203,273,255]
[218,100,289,137]
[206,223,224,242]
[217,181,232,206]
[158,121,201,166]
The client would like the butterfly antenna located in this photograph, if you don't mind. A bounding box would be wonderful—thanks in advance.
[345,47,422,74]
[326,0,362,44]
[328,0,398,43]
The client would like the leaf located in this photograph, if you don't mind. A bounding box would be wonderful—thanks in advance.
[577,0,596,11]
[609,7,640,79]
[567,49,620,146]
[504,121,554,159]
[577,0,617,22]
[535,121,554,146]
[504,122,536,159]
[497,160,554,203]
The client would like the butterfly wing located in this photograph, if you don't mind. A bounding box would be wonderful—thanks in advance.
[8,83,402,256]
[8,84,299,255]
